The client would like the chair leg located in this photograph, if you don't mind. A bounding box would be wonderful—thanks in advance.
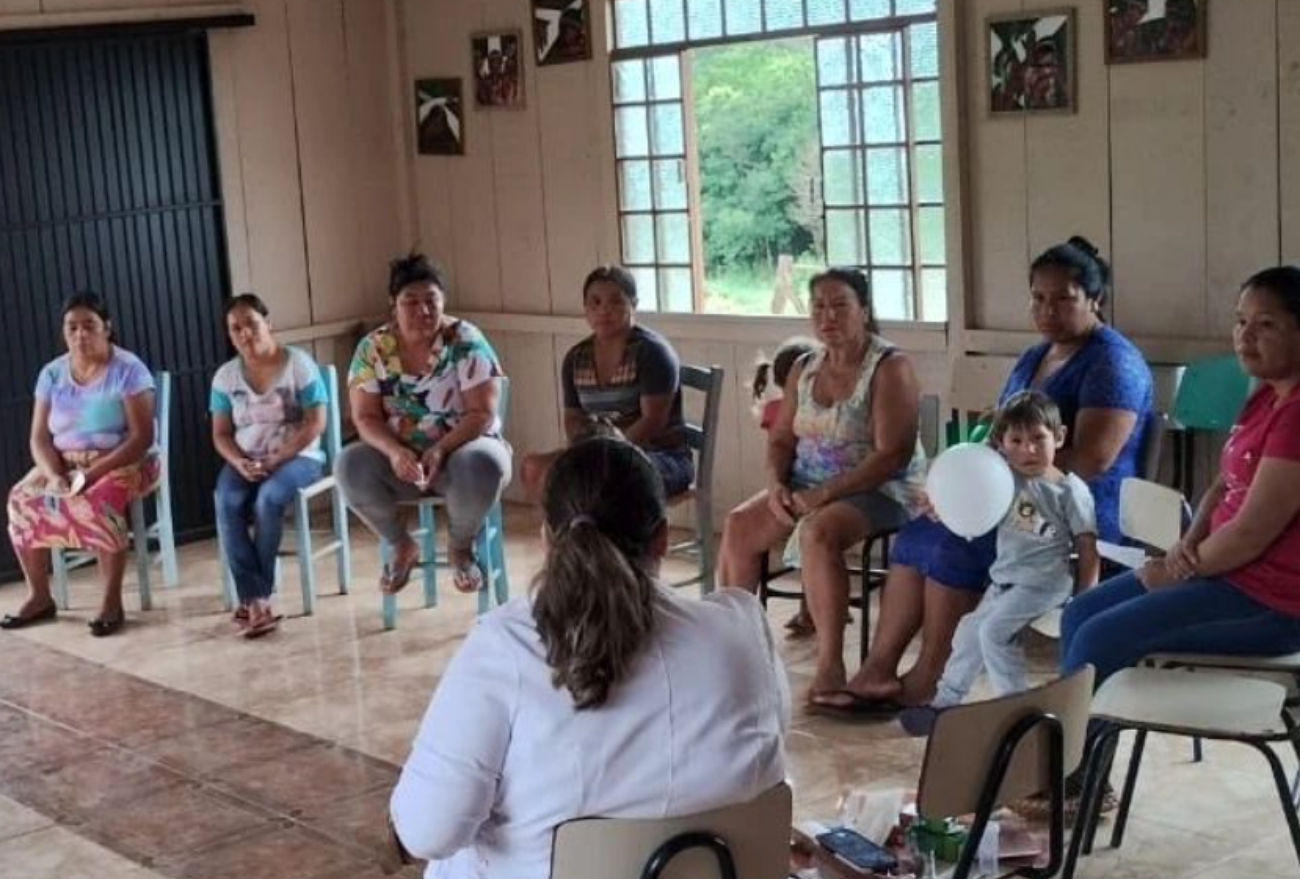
[697,494,714,596]
[130,499,152,611]
[1110,728,1147,850]
[758,554,770,608]
[52,549,71,611]
[1192,736,1205,763]
[295,495,316,616]
[419,504,437,609]
[1250,741,1300,868]
[157,488,179,588]
[489,504,509,607]
[333,489,351,594]
[380,541,397,631]
[213,498,237,612]
[1082,726,1122,857]
[1063,725,1121,879]
[475,526,492,616]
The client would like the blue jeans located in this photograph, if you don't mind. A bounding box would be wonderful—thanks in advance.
[216,457,323,603]
[1061,570,1300,687]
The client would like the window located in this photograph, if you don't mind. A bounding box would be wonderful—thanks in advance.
[610,0,944,320]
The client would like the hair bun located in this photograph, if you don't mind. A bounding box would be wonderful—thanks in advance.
[1067,236,1099,258]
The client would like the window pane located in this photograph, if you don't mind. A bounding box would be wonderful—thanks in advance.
[616,0,651,48]
[817,38,849,87]
[765,0,803,31]
[909,21,939,78]
[895,0,936,13]
[912,81,941,141]
[871,269,912,320]
[826,208,865,264]
[627,266,656,310]
[651,103,685,154]
[662,267,694,312]
[918,205,945,264]
[849,0,890,20]
[819,89,853,147]
[656,212,691,262]
[619,160,653,210]
[921,268,948,321]
[613,60,647,104]
[858,32,900,83]
[615,106,650,157]
[823,149,863,206]
[868,208,910,264]
[725,0,762,35]
[687,0,723,39]
[653,159,688,209]
[861,85,902,144]
[916,144,942,202]
[865,147,907,204]
[807,0,846,27]
[647,56,682,100]
[650,0,686,43]
[622,214,656,264]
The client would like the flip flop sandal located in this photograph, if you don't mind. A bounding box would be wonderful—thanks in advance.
[242,614,282,639]
[232,606,251,628]
[784,610,816,639]
[380,559,416,595]
[806,691,903,719]
[88,615,124,638]
[452,560,485,594]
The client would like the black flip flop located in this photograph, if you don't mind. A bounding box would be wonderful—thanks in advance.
[0,603,57,630]
[806,692,902,719]
[88,615,124,638]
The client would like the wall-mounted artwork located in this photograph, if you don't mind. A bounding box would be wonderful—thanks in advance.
[987,10,1076,116]
[415,78,464,155]
[1106,0,1206,64]
[532,0,591,66]
[472,31,524,108]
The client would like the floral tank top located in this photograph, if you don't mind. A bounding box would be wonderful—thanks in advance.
[791,336,926,514]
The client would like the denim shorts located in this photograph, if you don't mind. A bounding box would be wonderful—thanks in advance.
[889,515,997,591]
[649,447,695,497]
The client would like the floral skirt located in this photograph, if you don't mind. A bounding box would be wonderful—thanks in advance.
[6,451,161,555]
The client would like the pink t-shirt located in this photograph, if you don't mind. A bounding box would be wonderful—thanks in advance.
[1211,385,1300,616]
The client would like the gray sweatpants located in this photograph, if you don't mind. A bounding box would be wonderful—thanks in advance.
[933,581,1070,707]
[335,438,512,552]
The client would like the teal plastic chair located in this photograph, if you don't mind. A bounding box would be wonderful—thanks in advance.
[50,371,177,611]
[216,364,351,615]
[381,378,511,630]
[1169,355,1252,496]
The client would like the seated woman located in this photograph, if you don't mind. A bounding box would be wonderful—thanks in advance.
[336,253,510,594]
[211,294,327,637]
[520,266,692,501]
[4,292,157,637]
[1062,266,1300,688]
[388,436,788,879]
[715,267,926,700]
[817,237,1154,714]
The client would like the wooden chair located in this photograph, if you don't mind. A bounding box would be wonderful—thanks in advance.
[380,378,511,629]
[52,370,178,610]
[550,782,792,879]
[666,364,724,595]
[216,363,351,615]
[916,667,1095,879]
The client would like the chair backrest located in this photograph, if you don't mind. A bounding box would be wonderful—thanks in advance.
[918,392,941,458]
[1119,477,1190,550]
[916,667,1094,819]
[1172,354,1250,431]
[550,783,792,879]
[318,364,343,470]
[1137,409,1169,482]
[679,364,724,494]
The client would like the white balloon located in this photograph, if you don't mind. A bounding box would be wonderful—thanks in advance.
[925,443,1015,539]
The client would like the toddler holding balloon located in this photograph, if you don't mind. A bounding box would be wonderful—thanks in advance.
[900,390,1099,736]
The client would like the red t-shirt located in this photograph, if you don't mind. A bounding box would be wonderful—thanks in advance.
[1210,385,1300,615]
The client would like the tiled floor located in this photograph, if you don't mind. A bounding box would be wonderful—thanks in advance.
[0,504,1297,878]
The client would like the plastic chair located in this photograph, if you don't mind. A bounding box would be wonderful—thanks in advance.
[1169,354,1251,498]
[381,378,510,630]
[51,370,178,611]
[916,667,1094,879]
[216,363,351,615]
[550,782,792,879]
[666,364,724,595]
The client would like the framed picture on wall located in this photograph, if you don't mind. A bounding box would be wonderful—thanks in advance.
[472,30,525,109]
[1106,0,1206,64]
[532,0,591,66]
[415,78,464,155]
[986,9,1076,116]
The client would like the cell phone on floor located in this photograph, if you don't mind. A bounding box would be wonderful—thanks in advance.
[816,827,898,873]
